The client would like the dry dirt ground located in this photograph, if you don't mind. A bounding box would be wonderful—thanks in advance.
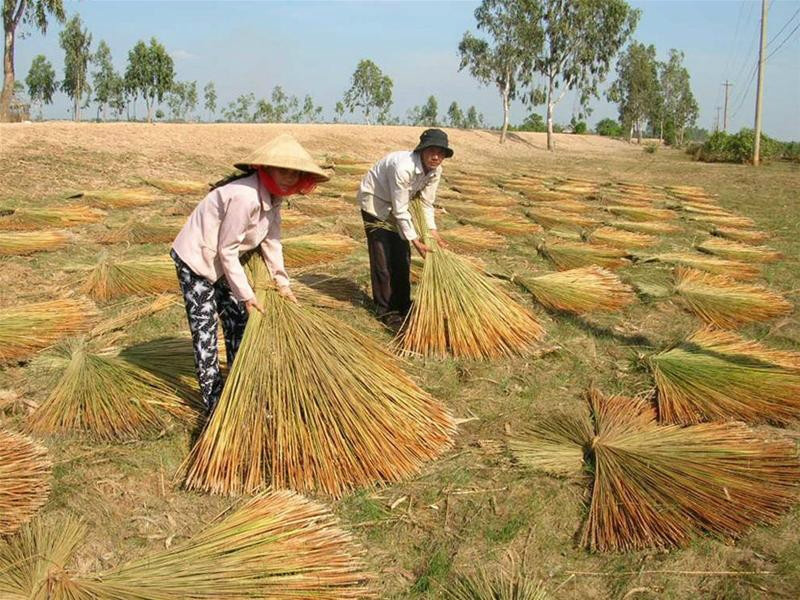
[1,122,799,600]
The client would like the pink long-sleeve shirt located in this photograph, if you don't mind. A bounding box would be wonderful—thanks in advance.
[172,173,289,302]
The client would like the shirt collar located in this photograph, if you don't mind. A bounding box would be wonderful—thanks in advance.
[255,174,280,211]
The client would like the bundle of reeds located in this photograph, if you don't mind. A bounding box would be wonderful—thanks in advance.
[450,184,495,196]
[144,178,209,195]
[0,205,105,231]
[293,197,352,217]
[532,198,593,214]
[69,188,158,208]
[468,194,518,208]
[89,293,179,338]
[440,225,507,254]
[644,252,761,280]
[166,197,197,216]
[586,226,657,249]
[445,568,549,600]
[605,205,676,222]
[333,163,369,175]
[280,211,314,231]
[28,338,196,440]
[538,240,629,271]
[97,221,181,245]
[292,274,365,310]
[673,267,792,328]
[649,328,800,425]
[80,255,177,301]
[710,225,769,244]
[282,233,359,268]
[690,214,756,228]
[442,202,497,218]
[520,190,575,203]
[0,492,373,599]
[510,389,800,551]
[525,206,598,230]
[0,297,97,364]
[696,237,782,263]
[0,430,51,535]
[608,219,681,235]
[0,230,70,256]
[460,214,544,237]
[183,254,454,496]
[518,267,635,314]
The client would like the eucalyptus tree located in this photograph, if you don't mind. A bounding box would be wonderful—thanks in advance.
[203,81,216,120]
[447,101,464,128]
[607,41,660,143]
[124,37,174,123]
[92,40,117,120]
[59,13,92,121]
[659,49,698,146]
[343,59,393,125]
[25,54,55,119]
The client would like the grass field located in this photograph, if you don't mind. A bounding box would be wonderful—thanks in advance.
[1,122,798,599]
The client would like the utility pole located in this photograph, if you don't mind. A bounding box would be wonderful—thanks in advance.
[722,80,733,131]
[753,0,768,166]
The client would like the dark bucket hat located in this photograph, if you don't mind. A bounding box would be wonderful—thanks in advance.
[414,128,454,158]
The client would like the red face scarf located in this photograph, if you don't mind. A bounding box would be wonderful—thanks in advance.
[258,167,318,197]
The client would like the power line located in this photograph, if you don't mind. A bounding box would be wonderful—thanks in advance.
[721,1,749,81]
[766,20,800,60]
[766,6,800,48]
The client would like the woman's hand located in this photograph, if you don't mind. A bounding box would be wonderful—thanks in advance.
[278,285,298,304]
[429,229,448,249]
[412,239,430,258]
[244,298,265,314]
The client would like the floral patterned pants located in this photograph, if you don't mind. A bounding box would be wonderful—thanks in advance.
[171,249,248,411]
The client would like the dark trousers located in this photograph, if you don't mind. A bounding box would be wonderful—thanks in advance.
[361,210,411,319]
[171,249,248,411]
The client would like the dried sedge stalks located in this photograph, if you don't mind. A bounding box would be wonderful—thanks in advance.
[27,338,196,440]
[525,207,598,229]
[689,214,756,228]
[511,389,800,552]
[445,568,549,600]
[645,252,761,280]
[442,203,498,218]
[69,188,159,208]
[293,197,352,217]
[183,254,454,497]
[0,205,105,231]
[440,225,507,254]
[144,178,209,195]
[460,214,544,237]
[97,221,181,245]
[0,492,373,599]
[292,274,364,310]
[0,230,70,256]
[0,297,97,364]
[608,220,681,235]
[468,194,519,207]
[538,241,629,271]
[519,267,636,314]
[282,233,359,268]
[521,190,575,203]
[532,198,593,213]
[80,256,177,301]
[0,430,51,535]
[696,237,782,263]
[88,294,179,339]
[586,226,657,249]
[710,226,769,244]
[280,211,315,231]
[605,205,676,222]
[673,267,792,329]
[649,328,800,425]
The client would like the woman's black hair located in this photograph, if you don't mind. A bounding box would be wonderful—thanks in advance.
[210,167,256,191]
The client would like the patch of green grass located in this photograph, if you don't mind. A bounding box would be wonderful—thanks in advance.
[411,546,453,595]
[484,514,527,544]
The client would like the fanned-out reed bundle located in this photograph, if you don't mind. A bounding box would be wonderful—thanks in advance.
[525,207,598,230]
[518,267,635,314]
[538,240,629,271]
[282,233,359,268]
[0,230,69,256]
[68,188,158,208]
[605,205,676,222]
[440,225,507,254]
[586,226,657,249]
[680,202,726,216]
[117,336,214,395]
[529,198,593,214]
[0,492,373,599]
[644,252,761,280]
[0,297,97,364]
[467,194,518,208]
[450,184,495,196]
[80,256,177,301]
[97,221,181,245]
[293,197,352,217]
[689,214,756,228]
[548,226,583,241]
[28,338,196,440]
[280,211,314,231]
[183,254,454,497]
[332,163,369,175]
[553,183,597,196]
[0,205,105,231]
[608,219,681,235]
[696,237,782,263]
[399,201,543,359]
[649,328,800,425]
[166,197,197,216]
[510,389,800,551]
[674,267,792,329]
[0,430,51,535]
[144,178,209,195]
[89,293,178,338]
[442,203,497,218]
[461,214,544,237]
[445,568,549,600]
[710,225,769,244]
[292,277,361,310]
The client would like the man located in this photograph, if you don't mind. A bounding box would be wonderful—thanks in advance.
[358,128,453,327]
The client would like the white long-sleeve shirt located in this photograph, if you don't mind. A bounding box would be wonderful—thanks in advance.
[357,150,441,241]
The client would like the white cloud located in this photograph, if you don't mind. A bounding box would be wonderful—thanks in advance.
[171,49,196,61]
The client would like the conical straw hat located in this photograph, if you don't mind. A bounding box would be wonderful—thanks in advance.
[234,134,330,182]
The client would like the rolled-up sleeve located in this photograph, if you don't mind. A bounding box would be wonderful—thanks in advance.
[419,173,440,231]
[260,210,289,289]
[389,168,418,241]
[218,195,258,301]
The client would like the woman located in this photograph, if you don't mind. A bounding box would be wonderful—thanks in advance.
[171,133,329,412]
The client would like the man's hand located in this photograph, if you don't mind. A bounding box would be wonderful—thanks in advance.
[244,298,265,314]
[278,285,298,304]
[429,229,448,249]
[412,238,430,258]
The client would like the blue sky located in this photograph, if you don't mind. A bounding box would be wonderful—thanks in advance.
[12,0,800,139]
